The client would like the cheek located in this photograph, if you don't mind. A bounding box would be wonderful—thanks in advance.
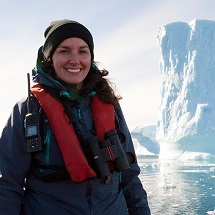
[85,59,92,70]
[52,57,64,71]
[52,56,58,69]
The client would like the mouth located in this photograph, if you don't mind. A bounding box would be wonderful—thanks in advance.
[66,68,81,73]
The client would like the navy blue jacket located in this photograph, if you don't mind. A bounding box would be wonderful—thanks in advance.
[0,69,150,215]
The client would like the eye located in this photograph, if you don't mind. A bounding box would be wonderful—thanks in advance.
[60,49,70,55]
[79,49,89,54]
[79,50,87,54]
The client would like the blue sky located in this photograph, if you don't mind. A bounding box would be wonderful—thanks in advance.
[1,0,215,130]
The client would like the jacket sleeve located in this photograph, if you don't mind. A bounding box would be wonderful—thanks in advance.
[0,99,31,214]
[115,105,151,215]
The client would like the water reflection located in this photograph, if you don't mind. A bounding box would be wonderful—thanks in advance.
[138,156,215,215]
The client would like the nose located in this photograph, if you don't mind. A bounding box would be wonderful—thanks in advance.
[69,53,79,64]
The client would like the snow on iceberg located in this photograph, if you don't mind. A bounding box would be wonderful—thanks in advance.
[132,138,154,156]
[156,19,215,159]
[131,125,160,155]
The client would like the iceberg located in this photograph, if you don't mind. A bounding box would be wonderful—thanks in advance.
[156,19,215,159]
[131,125,160,155]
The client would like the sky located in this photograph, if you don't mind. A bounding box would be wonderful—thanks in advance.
[1,0,215,131]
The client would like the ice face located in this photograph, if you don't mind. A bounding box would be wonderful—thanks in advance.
[156,19,215,159]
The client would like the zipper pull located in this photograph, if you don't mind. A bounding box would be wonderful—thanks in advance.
[77,107,84,124]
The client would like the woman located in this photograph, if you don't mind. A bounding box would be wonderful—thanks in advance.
[0,19,151,215]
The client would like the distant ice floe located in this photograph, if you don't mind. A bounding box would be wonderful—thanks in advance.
[180,152,215,160]
[206,209,215,215]
[158,182,176,189]
[210,167,215,172]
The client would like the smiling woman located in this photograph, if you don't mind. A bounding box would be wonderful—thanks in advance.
[52,38,91,89]
[0,19,151,215]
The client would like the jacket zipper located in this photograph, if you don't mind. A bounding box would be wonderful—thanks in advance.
[86,180,94,215]
[77,106,84,124]
[76,105,93,214]
[44,129,51,166]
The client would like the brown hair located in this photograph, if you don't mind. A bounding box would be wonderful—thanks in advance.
[82,63,122,105]
[41,59,122,105]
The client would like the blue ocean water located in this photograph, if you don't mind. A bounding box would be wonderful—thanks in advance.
[138,156,215,215]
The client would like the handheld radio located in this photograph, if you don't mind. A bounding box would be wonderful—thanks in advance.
[24,73,42,152]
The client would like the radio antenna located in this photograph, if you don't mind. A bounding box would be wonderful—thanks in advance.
[27,73,31,114]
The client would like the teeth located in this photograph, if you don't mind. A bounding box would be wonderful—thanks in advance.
[67,69,80,73]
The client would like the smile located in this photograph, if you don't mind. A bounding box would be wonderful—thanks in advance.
[66,69,81,73]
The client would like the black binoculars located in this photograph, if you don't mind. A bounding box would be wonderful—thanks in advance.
[87,129,134,178]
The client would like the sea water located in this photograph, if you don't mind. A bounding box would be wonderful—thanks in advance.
[138,156,215,215]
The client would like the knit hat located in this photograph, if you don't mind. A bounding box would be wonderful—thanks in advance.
[42,19,94,60]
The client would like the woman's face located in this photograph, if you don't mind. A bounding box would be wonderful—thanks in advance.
[52,37,91,89]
